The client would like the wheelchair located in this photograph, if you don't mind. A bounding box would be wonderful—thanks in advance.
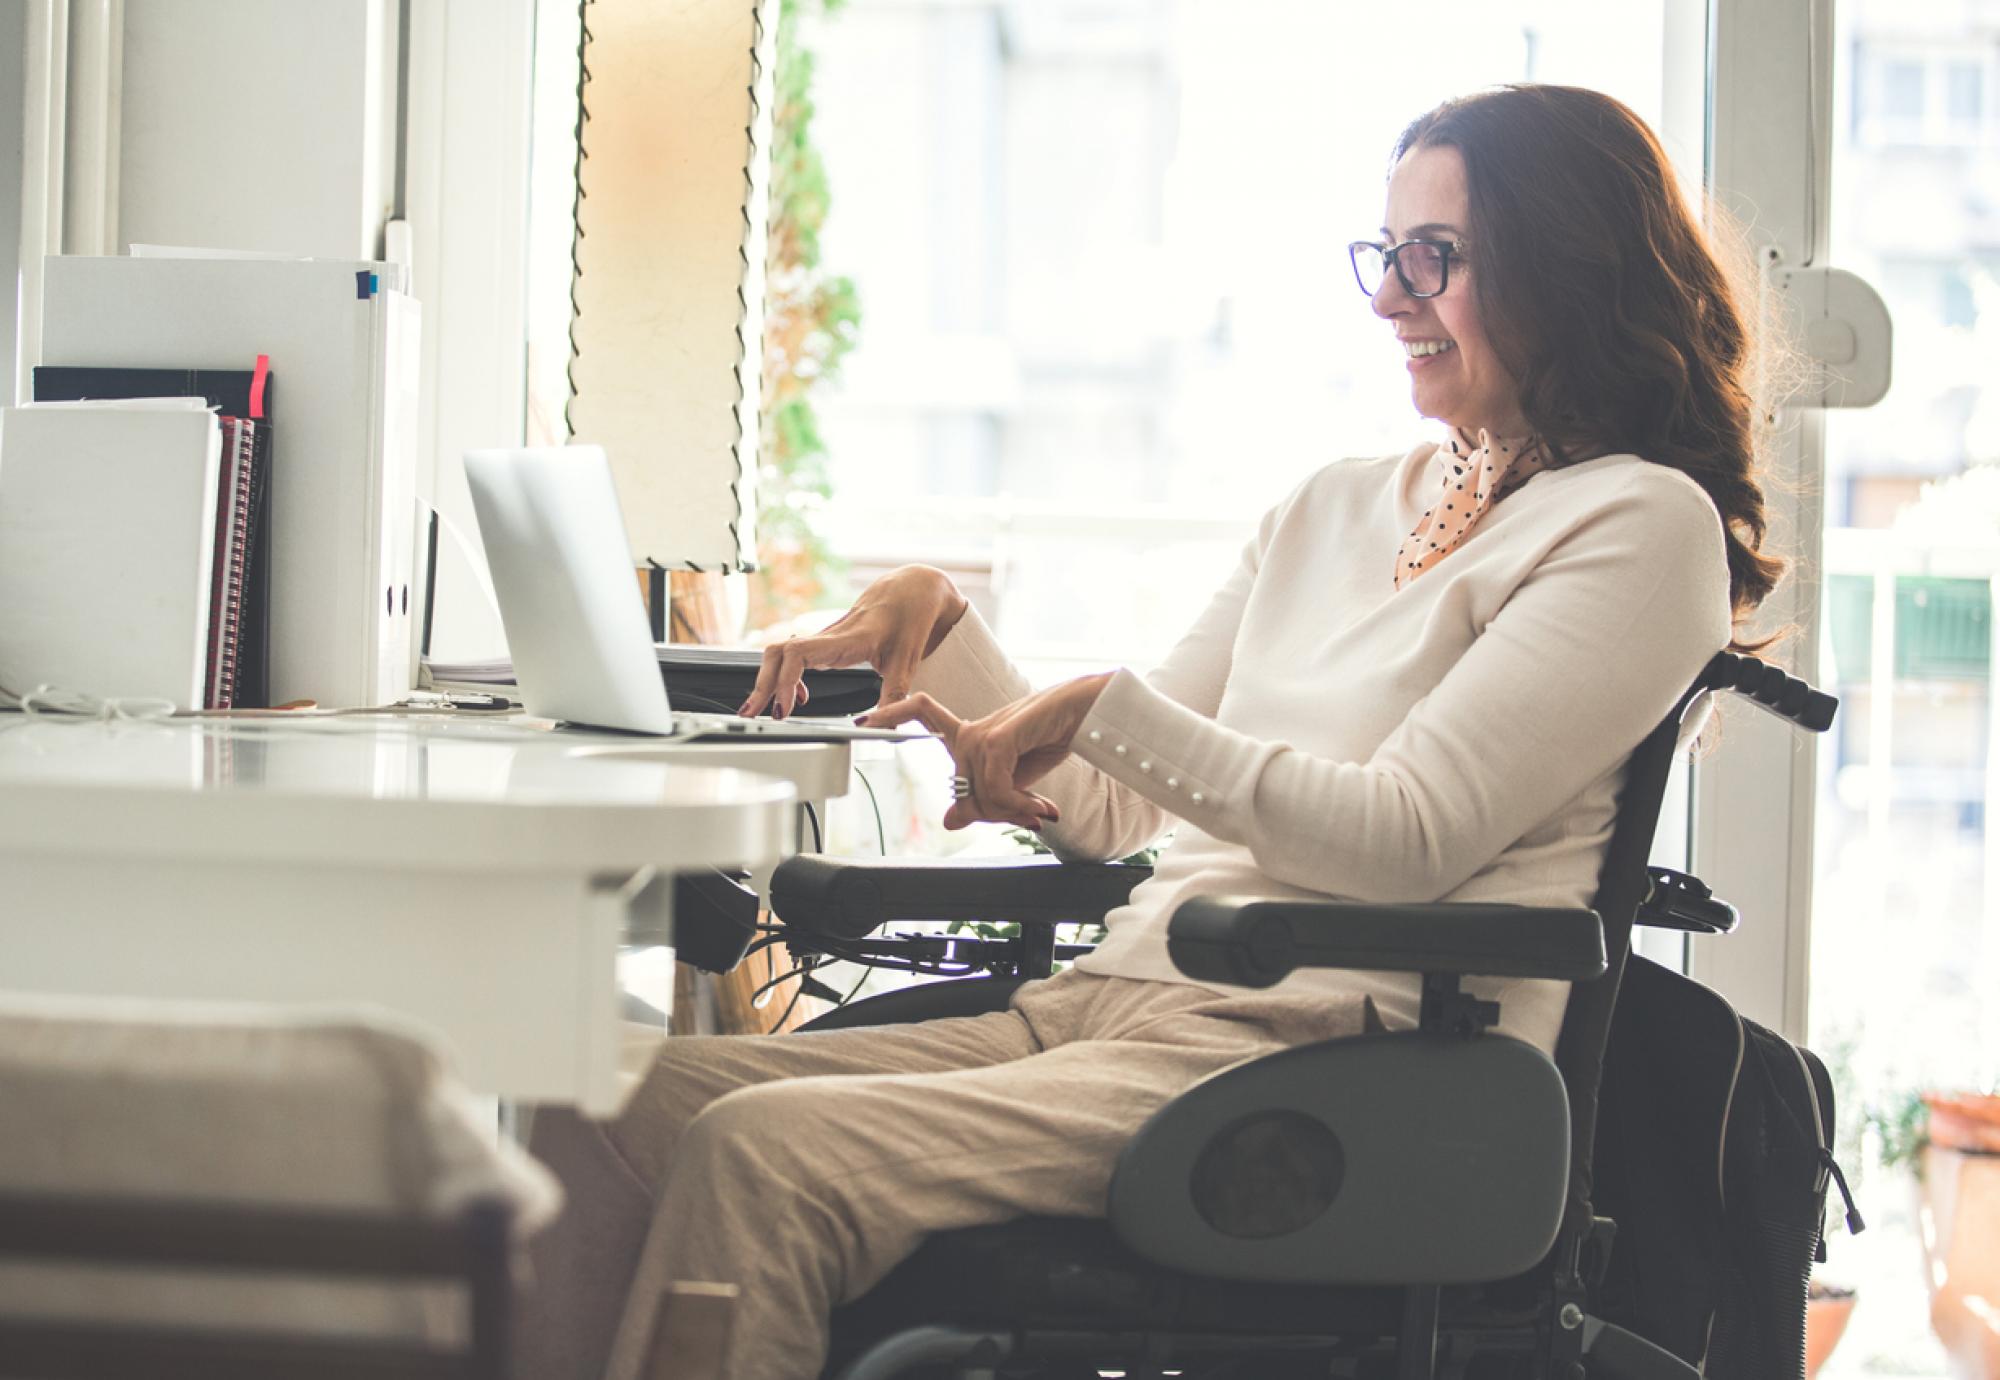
[759,651,1838,1380]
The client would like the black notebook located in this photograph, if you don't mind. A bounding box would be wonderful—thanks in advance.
[422,644,887,717]
[33,364,274,708]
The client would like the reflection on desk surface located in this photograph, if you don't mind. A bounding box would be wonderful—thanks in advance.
[0,710,809,808]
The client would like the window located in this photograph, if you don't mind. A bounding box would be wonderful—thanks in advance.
[796,0,1693,682]
[1947,61,1985,125]
[1880,58,1925,123]
[1855,40,2000,147]
[1813,4,2000,1376]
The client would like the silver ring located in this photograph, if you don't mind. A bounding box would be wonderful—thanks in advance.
[950,773,973,799]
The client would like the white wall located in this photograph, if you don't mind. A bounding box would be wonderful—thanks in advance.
[16,0,533,660]
[402,0,534,661]
[117,0,397,257]
[1,0,27,394]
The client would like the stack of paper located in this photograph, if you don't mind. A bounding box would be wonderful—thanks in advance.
[0,401,222,708]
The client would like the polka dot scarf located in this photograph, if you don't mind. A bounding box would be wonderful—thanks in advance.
[1394,429,1547,588]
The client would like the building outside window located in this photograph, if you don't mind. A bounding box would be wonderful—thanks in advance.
[1812,2,2000,1376]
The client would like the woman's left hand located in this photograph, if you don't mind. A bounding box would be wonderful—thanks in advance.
[861,672,1116,830]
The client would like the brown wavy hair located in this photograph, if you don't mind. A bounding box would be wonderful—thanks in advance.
[1395,85,1786,643]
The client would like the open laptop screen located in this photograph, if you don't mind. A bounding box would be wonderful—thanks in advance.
[463,446,680,734]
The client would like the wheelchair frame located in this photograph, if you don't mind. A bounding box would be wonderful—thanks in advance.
[768,652,1836,1380]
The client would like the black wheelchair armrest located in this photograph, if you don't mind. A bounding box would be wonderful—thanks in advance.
[770,854,1151,941]
[1166,896,1607,990]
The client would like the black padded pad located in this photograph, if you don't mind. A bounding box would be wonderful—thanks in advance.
[771,855,1150,940]
[826,1216,1404,1369]
[796,977,1030,1032]
[1167,897,1607,989]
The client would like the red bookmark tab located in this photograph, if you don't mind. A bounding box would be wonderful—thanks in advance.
[250,354,269,420]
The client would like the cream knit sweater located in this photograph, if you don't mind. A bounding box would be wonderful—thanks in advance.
[910,441,1733,1054]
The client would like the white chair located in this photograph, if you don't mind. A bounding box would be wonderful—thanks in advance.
[0,995,559,1380]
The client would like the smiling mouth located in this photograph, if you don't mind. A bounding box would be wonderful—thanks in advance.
[1404,339,1456,359]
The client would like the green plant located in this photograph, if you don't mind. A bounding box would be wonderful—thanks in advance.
[940,831,1170,951]
[1866,1088,1931,1175]
[750,0,861,628]
[1003,827,1167,871]
[1819,1022,1867,1182]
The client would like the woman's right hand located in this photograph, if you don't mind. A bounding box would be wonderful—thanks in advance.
[738,565,969,719]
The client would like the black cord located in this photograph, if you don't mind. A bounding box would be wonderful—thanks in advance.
[741,934,790,962]
[670,599,702,644]
[785,937,985,979]
[751,955,818,1006]
[803,801,823,851]
[835,959,875,1007]
[770,960,815,1031]
[853,765,887,854]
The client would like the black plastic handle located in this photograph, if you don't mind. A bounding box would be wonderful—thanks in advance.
[1699,652,1838,733]
[1634,867,1739,935]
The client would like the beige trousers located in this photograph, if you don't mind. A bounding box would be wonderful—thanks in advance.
[516,969,1371,1380]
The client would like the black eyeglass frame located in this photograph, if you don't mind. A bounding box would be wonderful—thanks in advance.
[1347,237,1469,299]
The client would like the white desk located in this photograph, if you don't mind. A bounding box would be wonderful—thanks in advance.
[0,712,841,1113]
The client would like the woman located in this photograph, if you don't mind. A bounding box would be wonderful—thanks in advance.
[520,83,1783,1379]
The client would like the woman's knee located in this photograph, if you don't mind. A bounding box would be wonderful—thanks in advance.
[601,1037,772,1185]
[672,1080,817,1180]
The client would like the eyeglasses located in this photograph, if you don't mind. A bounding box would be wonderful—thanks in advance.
[1347,238,1467,299]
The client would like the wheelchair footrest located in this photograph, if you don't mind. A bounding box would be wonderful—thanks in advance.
[832,1325,1013,1380]
[1582,1317,1702,1379]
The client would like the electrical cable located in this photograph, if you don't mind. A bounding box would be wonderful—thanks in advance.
[803,800,823,852]
[1,679,548,727]
[769,958,817,1031]
[832,952,872,1004]
[815,765,886,1009]
[0,681,176,722]
[749,957,816,1006]
[852,764,888,854]
[755,927,779,1008]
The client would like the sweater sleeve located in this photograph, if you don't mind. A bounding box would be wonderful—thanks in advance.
[908,499,1279,862]
[905,602,1170,861]
[1065,471,1734,900]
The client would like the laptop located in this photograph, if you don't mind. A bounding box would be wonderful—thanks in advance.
[462,446,920,742]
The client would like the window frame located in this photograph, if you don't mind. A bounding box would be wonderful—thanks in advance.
[1684,0,1837,1043]
[401,0,538,661]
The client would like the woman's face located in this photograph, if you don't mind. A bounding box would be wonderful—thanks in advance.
[1373,143,1528,439]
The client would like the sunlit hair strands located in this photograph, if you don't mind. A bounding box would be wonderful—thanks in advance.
[1394,84,1789,650]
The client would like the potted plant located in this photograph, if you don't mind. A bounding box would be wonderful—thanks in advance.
[1806,1280,1858,1379]
[1870,1088,2000,1378]
[1807,1028,1865,1379]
